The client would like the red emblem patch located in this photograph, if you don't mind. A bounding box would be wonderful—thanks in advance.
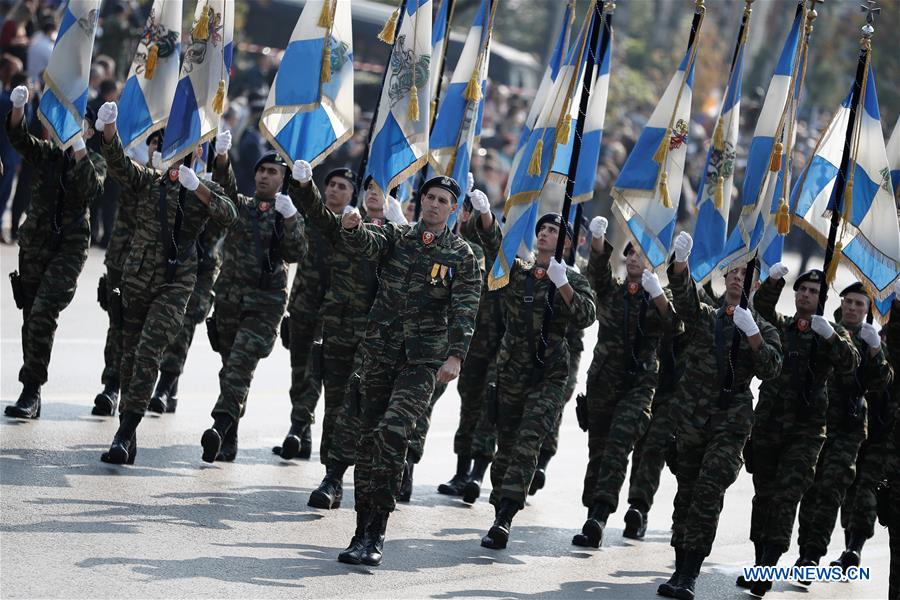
[797,318,811,332]
[725,304,735,316]
[258,201,271,212]
[534,267,546,280]
[371,218,382,226]
[168,168,179,182]
[627,282,640,295]
[422,231,435,245]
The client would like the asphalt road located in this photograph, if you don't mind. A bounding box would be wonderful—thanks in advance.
[0,244,890,599]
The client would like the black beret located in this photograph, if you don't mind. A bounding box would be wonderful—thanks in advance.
[146,128,165,147]
[363,174,374,191]
[325,167,358,194]
[535,212,574,241]
[840,281,870,300]
[418,175,461,201]
[623,240,635,257]
[254,151,288,174]
[793,269,825,291]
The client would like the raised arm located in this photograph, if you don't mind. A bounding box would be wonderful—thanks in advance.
[556,270,597,329]
[750,313,784,381]
[6,86,53,166]
[212,151,239,202]
[288,177,343,241]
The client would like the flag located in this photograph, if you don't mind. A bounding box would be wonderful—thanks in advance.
[118,0,183,151]
[427,0,451,111]
[791,65,900,308]
[37,0,102,149]
[611,6,704,271]
[887,116,900,193]
[689,10,749,283]
[364,0,432,196]
[716,3,805,276]
[429,0,495,228]
[161,0,234,167]
[259,0,353,167]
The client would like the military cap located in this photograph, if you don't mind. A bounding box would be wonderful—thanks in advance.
[535,212,574,240]
[325,167,358,194]
[623,240,635,257]
[793,269,825,291]
[146,128,165,147]
[839,281,870,300]
[254,151,288,174]
[363,174,375,191]
[418,175,461,201]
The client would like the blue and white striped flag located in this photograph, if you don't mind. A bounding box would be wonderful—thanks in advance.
[791,65,900,306]
[118,0,183,151]
[364,0,432,196]
[887,116,900,193]
[37,0,101,149]
[260,0,353,167]
[161,0,234,167]
[427,0,450,108]
[611,7,704,271]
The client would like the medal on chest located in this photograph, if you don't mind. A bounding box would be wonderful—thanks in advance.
[422,230,435,245]
[797,318,811,333]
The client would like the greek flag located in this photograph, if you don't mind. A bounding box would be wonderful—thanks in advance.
[611,8,703,271]
[791,65,900,303]
[427,0,451,107]
[887,116,900,193]
[161,0,234,167]
[364,0,432,196]
[37,0,101,149]
[118,0,183,151]
[260,0,353,167]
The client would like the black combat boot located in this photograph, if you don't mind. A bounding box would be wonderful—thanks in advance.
[274,420,308,460]
[529,448,554,495]
[830,529,865,572]
[299,423,312,459]
[216,419,239,462]
[308,463,348,509]
[201,413,235,463]
[398,460,414,502]
[657,547,685,597]
[148,371,178,413]
[793,547,821,585]
[5,382,41,419]
[101,412,142,464]
[165,375,179,413]
[623,501,649,540]
[438,455,472,496]
[360,511,390,566]
[672,550,705,600]
[463,456,491,504]
[736,541,764,588]
[572,501,611,548]
[748,543,782,598]
[92,383,118,416]
[481,498,519,550]
[338,509,371,565]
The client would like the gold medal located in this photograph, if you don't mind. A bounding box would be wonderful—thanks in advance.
[430,262,440,285]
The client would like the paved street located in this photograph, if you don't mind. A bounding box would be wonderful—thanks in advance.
[0,244,890,599]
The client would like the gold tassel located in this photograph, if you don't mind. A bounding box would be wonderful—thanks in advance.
[407,83,419,121]
[378,7,400,44]
[842,179,853,221]
[653,131,669,164]
[714,175,725,210]
[193,4,210,40]
[556,114,572,145]
[321,46,332,83]
[528,139,543,176]
[775,198,791,235]
[144,43,158,80]
[317,0,333,28]
[825,240,842,284]
[464,69,482,102]
[212,79,225,114]
[713,118,724,151]
[659,171,672,208]
[769,141,783,172]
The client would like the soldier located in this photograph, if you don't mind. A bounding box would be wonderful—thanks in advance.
[4,84,103,419]
[793,281,892,580]
[324,172,481,567]
[657,233,783,600]
[95,100,236,464]
[741,265,860,597]
[571,217,671,548]
[474,210,596,549]
[199,138,306,463]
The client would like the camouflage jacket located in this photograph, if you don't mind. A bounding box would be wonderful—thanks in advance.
[100,132,236,288]
[339,219,482,366]
[104,185,136,271]
[878,302,900,443]
[668,266,782,425]
[6,115,103,255]
[211,160,305,309]
[288,217,330,321]
[754,277,860,428]
[459,214,505,360]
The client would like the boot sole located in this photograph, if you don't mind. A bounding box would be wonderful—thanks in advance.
[92,394,116,416]
[481,526,509,550]
[308,490,341,509]
[437,483,465,496]
[672,587,695,600]
[462,481,481,504]
[360,554,383,566]
[103,446,130,465]
[299,443,312,459]
[5,406,40,419]
[201,429,222,463]
[623,510,646,540]
[572,520,603,548]
[338,551,362,565]
[280,435,301,460]
[657,582,677,597]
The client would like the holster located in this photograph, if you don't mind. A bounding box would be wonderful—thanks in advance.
[665,433,678,474]
[280,314,291,349]
[743,438,754,474]
[575,393,589,432]
[97,274,109,312]
[876,479,891,527]
[206,314,221,353]
[310,340,324,380]
[486,382,499,424]
[108,286,123,327]
[9,270,24,310]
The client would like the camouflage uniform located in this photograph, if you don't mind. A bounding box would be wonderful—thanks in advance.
[540,327,584,458]
[750,277,860,555]
[6,116,103,390]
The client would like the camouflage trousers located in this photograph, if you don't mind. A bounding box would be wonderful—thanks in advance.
[671,407,752,556]
[17,244,88,385]
[490,365,567,509]
[454,349,495,458]
[628,390,676,511]
[210,299,282,422]
[582,367,655,510]
[316,320,364,467]
[841,435,891,539]
[289,314,323,426]
[540,346,583,457]
[749,419,826,554]
[159,266,216,375]
[100,267,123,388]
[353,352,438,513]
[886,436,899,600]
[797,424,866,559]
[405,382,447,464]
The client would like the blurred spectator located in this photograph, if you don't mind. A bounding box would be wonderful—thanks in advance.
[96,1,137,80]
[234,90,269,195]
[0,0,35,66]
[24,9,53,82]
[0,70,25,243]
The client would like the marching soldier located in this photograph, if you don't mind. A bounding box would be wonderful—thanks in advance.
[4,84,104,419]
[794,281,892,579]
[475,210,596,550]
[742,264,860,597]
[95,100,236,464]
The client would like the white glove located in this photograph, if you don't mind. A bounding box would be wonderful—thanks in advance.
[674,231,693,262]
[547,258,568,287]
[811,315,835,340]
[215,130,232,155]
[469,189,490,213]
[589,216,607,238]
[178,165,200,191]
[11,85,28,108]
[467,171,475,194]
[733,306,760,337]
[292,159,312,184]
[769,262,789,280]
[385,196,407,225]
[96,101,118,127]
[641,269,664,299]
[71,136,86,152]
[859,322,881,349]
[274,192,297,218]
[151,151,162,170]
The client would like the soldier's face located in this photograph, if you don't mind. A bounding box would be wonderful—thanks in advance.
[795,281,821,314]
[364,184,383,213]
[624,249,645,278]
[840,292,869,326]
[421,188,456,227]
[325,177,354,213]
[725,267,747,298]
[536,223,560,252]
[254,164,284,199]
